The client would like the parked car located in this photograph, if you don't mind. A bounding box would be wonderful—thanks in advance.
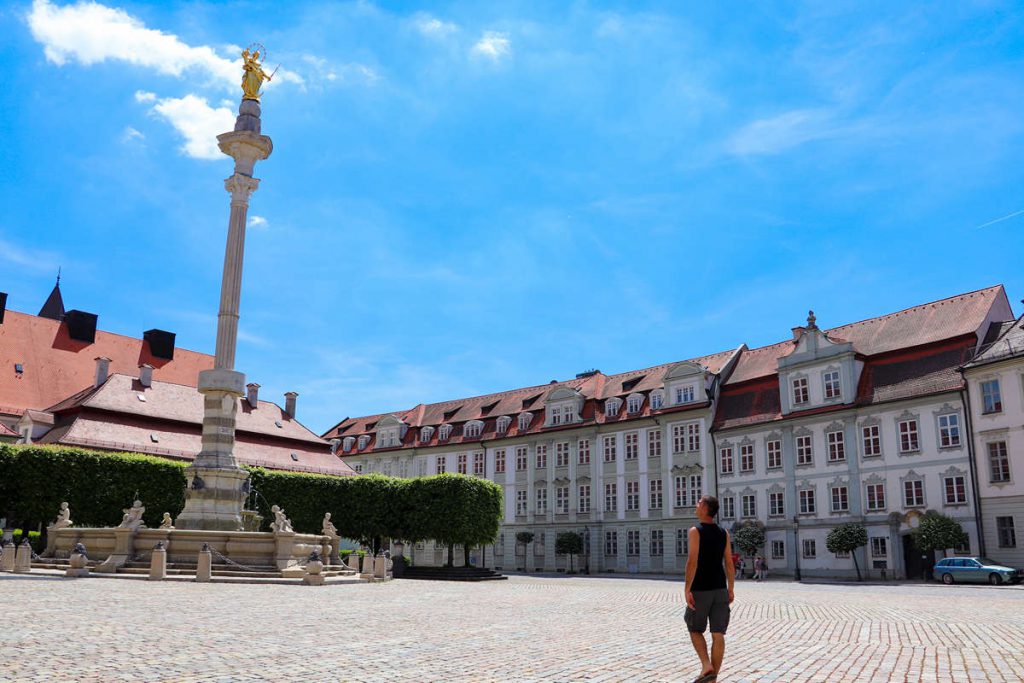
[934,557,1022,585]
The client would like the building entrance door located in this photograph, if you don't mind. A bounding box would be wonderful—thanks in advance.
[903,534,934,580]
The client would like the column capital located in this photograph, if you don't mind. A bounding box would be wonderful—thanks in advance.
[224,174,261,203]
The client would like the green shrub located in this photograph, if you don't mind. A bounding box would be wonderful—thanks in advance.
[0,445,503,552]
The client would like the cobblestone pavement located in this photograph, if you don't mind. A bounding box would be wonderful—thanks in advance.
[2,573,1023,682]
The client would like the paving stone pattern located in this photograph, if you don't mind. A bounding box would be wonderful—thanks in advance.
[2,574,1023,682]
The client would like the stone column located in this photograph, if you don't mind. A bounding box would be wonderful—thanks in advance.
[175,99,272,532]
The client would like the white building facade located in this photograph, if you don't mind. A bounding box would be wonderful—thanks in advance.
[328,286,1022,577]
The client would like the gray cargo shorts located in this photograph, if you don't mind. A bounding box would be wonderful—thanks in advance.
[685,589,730,634]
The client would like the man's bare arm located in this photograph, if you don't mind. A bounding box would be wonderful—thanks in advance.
[685,527,700,607]
[723,531,736,601]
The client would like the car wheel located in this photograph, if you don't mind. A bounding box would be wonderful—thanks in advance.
[942,573,954,585]
[990,573,1003,586]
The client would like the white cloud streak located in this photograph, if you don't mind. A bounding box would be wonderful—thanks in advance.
[413,13,458,38]
[248,215,268,229]
[471,31,511,62]
[150,94,234,160]
[27,0,302,90]
[727,108,849,156]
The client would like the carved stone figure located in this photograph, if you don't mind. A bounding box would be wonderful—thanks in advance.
[321,512,338,536]
[159,512,174,529]
[118,500,146,530]
[51,502,73,529]
[270,505,293,533]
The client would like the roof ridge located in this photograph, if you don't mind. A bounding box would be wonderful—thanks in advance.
[825,285,1003,333]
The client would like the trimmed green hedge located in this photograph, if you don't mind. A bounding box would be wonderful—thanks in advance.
[0,445,502,549]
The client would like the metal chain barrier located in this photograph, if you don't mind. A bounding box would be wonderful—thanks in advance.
[206,545,271,572]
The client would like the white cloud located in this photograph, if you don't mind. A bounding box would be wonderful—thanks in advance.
[0,236,63,273]
[27,0,302,91]
[301,55,378,86]
[133,90,156,103]
[248,215,268,229]
[121,126,144,143]
[727,108,849,156]
[471,31,511,62]
[413,13,458,38]
[150,94,233,160]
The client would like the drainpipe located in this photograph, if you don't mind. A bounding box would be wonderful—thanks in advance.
[959,384,986,557]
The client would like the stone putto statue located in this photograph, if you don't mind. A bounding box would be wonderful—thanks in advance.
[270,505,293,533]
[159,512,174,529]
[51,502,73,529]
[321,512,338,536]
[118,500,146,530]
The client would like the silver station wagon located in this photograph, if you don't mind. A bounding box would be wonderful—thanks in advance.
[934,557,1022,585]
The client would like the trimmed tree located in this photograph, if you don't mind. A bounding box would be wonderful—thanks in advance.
[912,512,969,561]
[731,521,765,576]
[826,522,868,581]
[516,531,534,571]
[555,531,584,573]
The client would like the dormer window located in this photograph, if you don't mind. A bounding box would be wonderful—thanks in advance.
[605,397,622,417]
[518,412,533,431]
[650,390,664,410]
[342,436,355,453]
[626,393,643,414]
[792,377,809,405]
[420,426,434,443]
[357,435,371,450]
[464,420,484,439]
[438,424,453,441]
[674,385,695,404]
[496,416,511,434]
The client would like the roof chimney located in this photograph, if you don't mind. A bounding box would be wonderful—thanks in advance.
[284,391,298,418]
[0,291,6,325]
[791,326,805,340]
[246,383,260,408]
[65,310,98,343]
[94,357,112,388]
[138,363,153,387]
[144,329,176,360]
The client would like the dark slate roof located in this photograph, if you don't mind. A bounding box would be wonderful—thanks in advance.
[37,282,65,321]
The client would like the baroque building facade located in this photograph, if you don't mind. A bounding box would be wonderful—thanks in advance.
[328,286,1020,578]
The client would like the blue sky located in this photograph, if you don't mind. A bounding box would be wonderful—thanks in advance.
[1,1,1022,434]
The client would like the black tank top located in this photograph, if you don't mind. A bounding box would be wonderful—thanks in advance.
[692,522,727,591]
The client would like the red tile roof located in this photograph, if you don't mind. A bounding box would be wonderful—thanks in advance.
[0,308,212,418]
[726,286,1009,385]
[39,374,354,476]
[0,422,16,437]
[327,348,739,456]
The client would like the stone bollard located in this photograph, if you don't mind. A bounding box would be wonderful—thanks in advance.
[13,539,32,573]
[345,553,360,571]
[66,543,89,578]
[0,540,14,572]
[360,553,375,580]
[373,552,388,579]
[149,541,167,581]
[196,543,212,583]
[303,549,325,586]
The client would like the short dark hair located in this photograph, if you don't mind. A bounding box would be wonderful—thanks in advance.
[700,495,719,518]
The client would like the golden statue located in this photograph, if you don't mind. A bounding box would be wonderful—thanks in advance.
[241,47,273,101]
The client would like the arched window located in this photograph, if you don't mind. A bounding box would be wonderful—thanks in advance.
[605,397,622,418]
[626,393,644,414]
[438,424,453,441]
[342,436,355,453]
[650,390,664,410]
[518,412,533,431]
[496,416,511,434]
[357,435,371,450]
[420,426,434,443]
[464,420,483,439]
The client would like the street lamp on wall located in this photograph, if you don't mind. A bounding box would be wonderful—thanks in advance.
[793,515,802,582]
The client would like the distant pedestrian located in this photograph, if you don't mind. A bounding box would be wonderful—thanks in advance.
[736,556,745,579]
[685,495,735,683]
[759,557,769,581]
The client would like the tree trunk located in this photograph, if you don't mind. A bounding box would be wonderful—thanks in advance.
[463,544,470,567]
[852,549,861,581]
[447,544,454,568]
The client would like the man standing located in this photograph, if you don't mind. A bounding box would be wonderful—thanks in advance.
[684,495,735,683]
